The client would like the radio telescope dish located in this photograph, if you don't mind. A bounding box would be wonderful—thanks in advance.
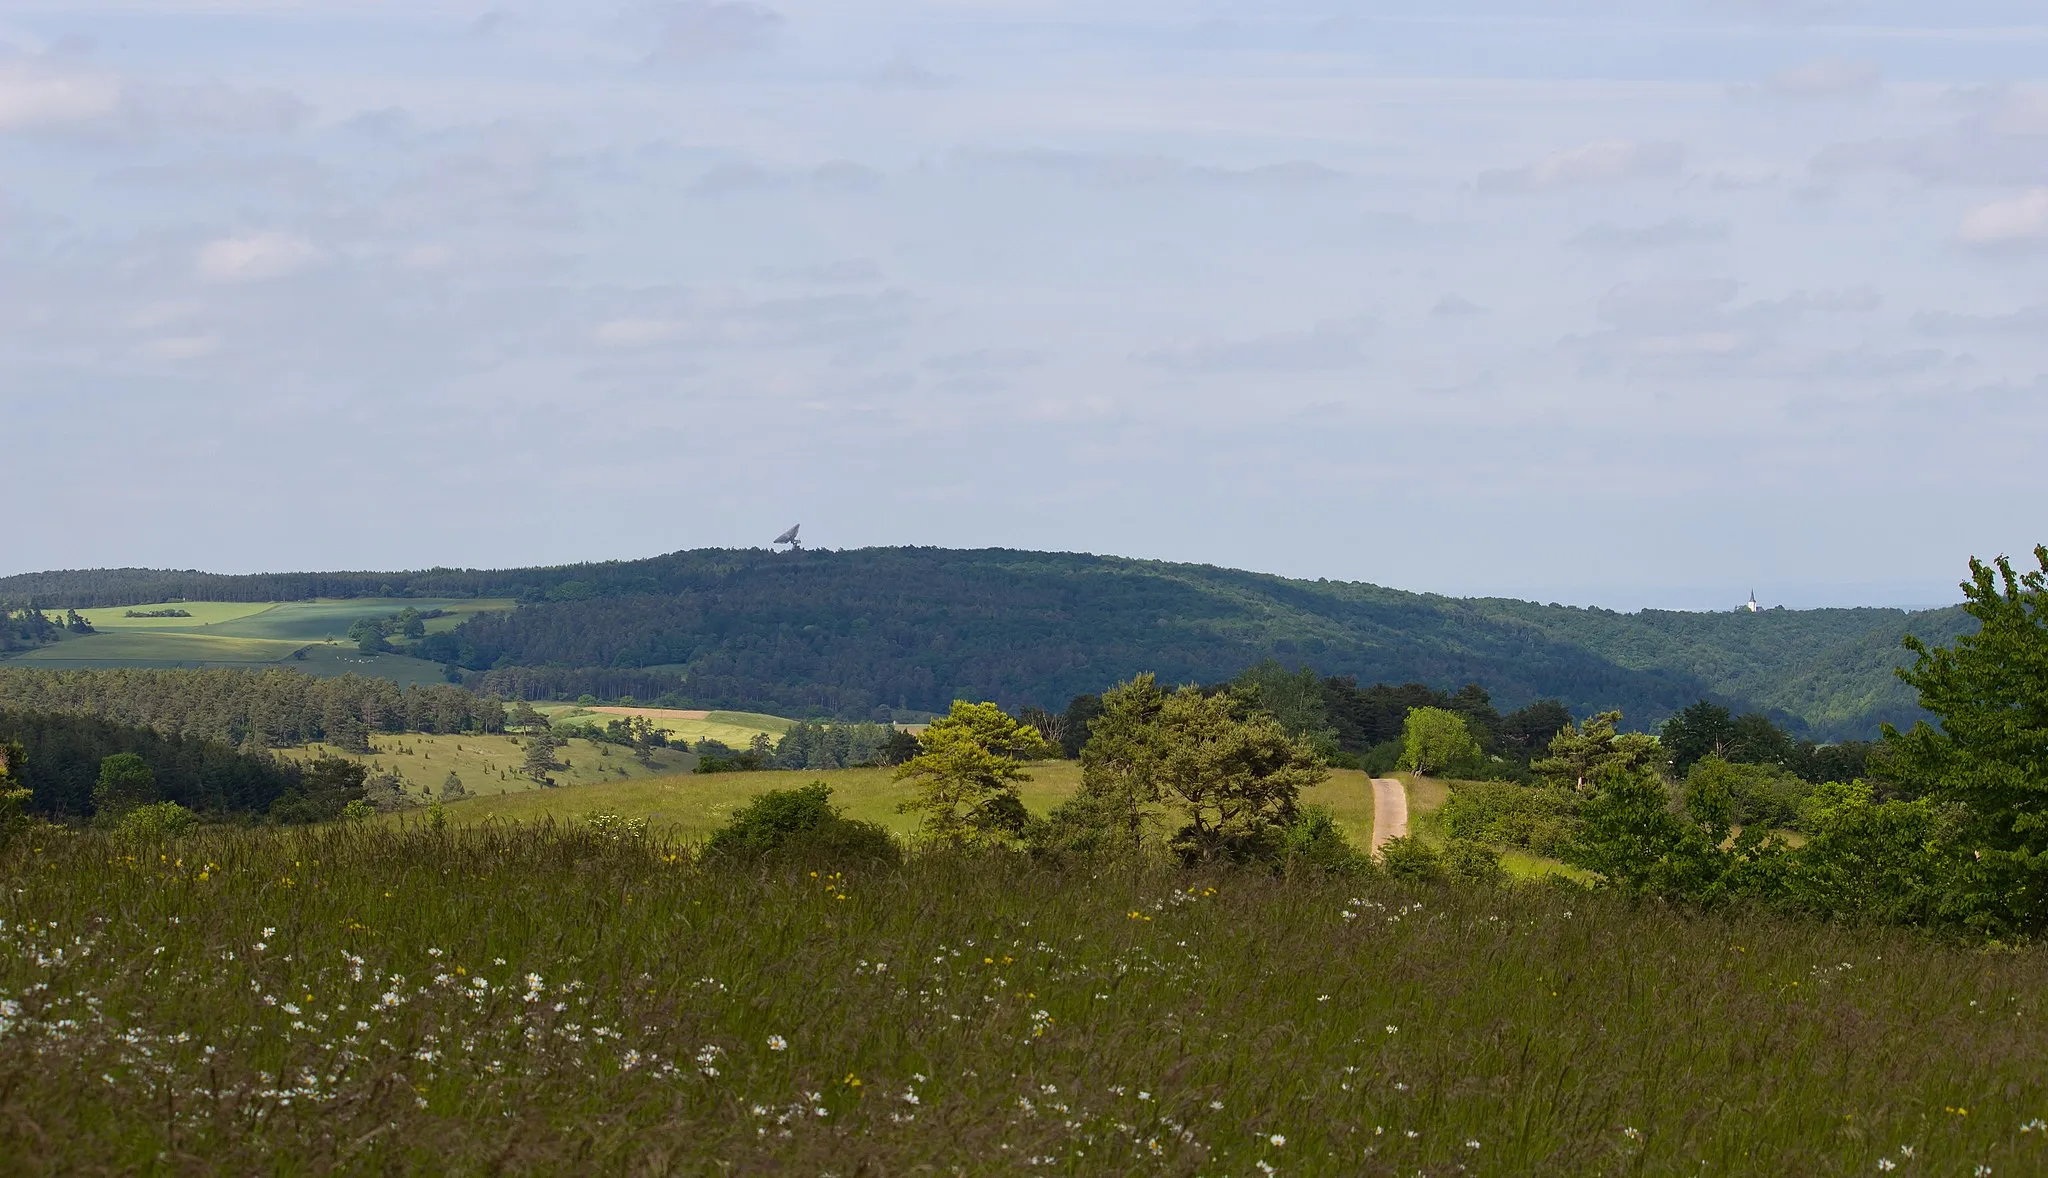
[773,524,802,550]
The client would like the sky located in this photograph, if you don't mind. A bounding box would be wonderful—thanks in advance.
[2,1,2045,610]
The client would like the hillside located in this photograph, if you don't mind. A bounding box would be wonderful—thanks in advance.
[2,547,1969,738]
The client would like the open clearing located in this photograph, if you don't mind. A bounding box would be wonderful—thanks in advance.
[537,705,795,750]
[430,761,1383,846]
[0,599,514,677]
[274,731,695,799]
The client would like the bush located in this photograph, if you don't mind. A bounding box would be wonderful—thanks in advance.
[705,784,900,864]
[1684,757,1815,833]
[339,799,375,824]
[117,801,198,839]
[1439,838,1506,885]
[1440,780,1580,854]
[0,786,32,846]
[1377,836,1442,882]
[1280,806,1369,875]
[583,811,650,841]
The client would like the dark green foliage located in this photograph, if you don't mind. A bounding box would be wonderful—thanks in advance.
[703,783,900,863]
[91,753,157,818]
[1682,757,1815,833]
[0,668,504,747]
[1056,693,1103,759]
[266,757,366,824]
[0,709,311,820]
[770,721,896,770]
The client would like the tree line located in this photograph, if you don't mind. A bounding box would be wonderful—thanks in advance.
[0,668,506,751]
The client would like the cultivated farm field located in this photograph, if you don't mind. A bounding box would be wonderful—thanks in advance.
[4,822,2044,1175]
[537,705,795,752]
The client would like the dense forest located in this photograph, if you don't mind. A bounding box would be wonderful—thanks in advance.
[1,548,1967,738]
[0,669,504,751]
[0,709,319,818]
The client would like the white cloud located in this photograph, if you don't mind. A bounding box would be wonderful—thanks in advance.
[195,231,324,282]
[0,59,120,131]
[1431,295,1485,318]
[1570,219,1729,251]
[1765,59,1881,99]
[1477,140,1684,194]
[1957,189,2048,247]
[147,333,221,360]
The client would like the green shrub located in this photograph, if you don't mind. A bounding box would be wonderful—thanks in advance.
[583,811,650,841]
[1280,806,1369,875]
[339,799,375,824]
[117,801,198,839]
[1439,780,1579,854]
[1439,838,1506,885]
[0,786,31,846]
[705,784,900,864]
[1378,836,1442,882]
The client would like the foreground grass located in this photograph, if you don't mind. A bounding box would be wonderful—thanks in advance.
[4,826,2046,1175]
[441,763,1380,847]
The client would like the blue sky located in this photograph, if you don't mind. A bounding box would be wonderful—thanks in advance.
[2,1,2044,609]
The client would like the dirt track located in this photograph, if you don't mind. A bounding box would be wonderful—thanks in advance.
[1370,777,1408,857]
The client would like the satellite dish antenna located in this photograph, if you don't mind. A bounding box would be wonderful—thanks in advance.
[773,524,802,551]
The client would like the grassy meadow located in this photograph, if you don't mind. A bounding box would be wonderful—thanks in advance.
[272,732,697,800]
[4,822,2046,1175]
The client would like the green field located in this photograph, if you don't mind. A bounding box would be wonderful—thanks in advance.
[7,823,2045,1174]
[431,760,1383,847]
[0,598,514,680]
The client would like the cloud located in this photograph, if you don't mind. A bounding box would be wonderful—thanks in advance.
[591,290,917,350]
[194,231,324,282]
[0,56,306,138]
[1956,189,2048,248]
[868,54,947,91]
[1431,295,1485,318]
[1136,317,1374,375]
[0,58,120,131]
[1912,303,2048,336]
[1813,89,2048,188]
[955,150,1343,191]
[593,317,683,347]
[1570,219,1729,251]
[923,348,1046,375]
[1477,140,1684,194]
[1763,59,1881,99]
[636,2,782,67]
[756,258,884,285]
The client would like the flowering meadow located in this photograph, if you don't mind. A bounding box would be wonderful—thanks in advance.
[3,822,2047,1175]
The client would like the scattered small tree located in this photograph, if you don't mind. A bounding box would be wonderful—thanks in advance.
[1399,707,1479,776]
[1048,673,1168,856]
[440,771,468,801]
[1155,687,1327,864]
[1533,711,1661,792]
[895,701,1051,848]
[523,732,565,785]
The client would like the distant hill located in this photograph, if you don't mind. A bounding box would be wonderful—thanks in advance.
[0,548,1967,739]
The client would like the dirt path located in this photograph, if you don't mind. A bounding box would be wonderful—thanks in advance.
[1370,777,1408,857]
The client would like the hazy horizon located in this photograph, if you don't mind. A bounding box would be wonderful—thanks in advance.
[3,2,2042,607]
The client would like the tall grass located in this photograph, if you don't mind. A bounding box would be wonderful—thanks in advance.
[2,823,2044,1175]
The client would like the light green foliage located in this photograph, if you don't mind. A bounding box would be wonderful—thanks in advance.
[91,753,157,818]
[1885,546,2048,935]
[1682,756,1814,835]
[1439,779,1580,855]
[1532,711,1661,792]
[1399,707,1479,776]
[339,799,375,823]
[1278,805,1368,875]
[117,801,198,839]
[1154,687,1328,864]
[895,701,1051,848]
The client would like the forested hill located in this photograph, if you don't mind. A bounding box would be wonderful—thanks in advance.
[0,548,1966,739]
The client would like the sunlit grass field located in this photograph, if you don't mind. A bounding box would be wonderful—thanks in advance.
[537,705,795,752]
[4,823,2045,1175]
[272,732,696,799]
[438,762,1382,847]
